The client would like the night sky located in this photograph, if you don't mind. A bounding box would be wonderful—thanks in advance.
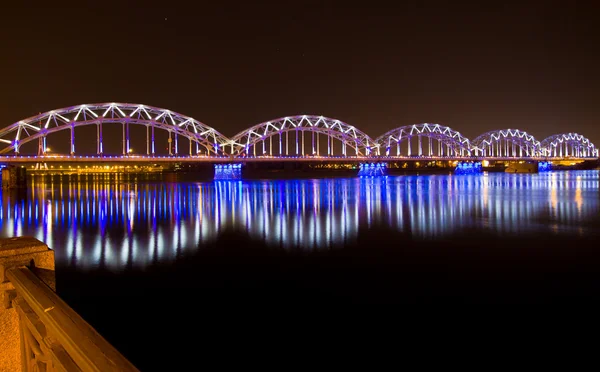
[2,0,599,154]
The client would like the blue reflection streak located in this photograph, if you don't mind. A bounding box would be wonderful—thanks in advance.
[0,171,599,271]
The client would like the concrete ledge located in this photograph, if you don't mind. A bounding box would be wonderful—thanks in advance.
[0,237,54,285]
[0,237,49,258]
[0,237,55,372]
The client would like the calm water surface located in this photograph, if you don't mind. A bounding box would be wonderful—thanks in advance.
[0,170,598,271]
[2,170,600,369]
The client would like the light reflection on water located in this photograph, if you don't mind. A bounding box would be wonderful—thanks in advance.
[0,171,598,271]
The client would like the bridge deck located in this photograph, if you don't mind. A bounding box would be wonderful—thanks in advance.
[0,155,596,163]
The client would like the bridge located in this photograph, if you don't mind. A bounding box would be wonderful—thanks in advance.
[0,103,597,173]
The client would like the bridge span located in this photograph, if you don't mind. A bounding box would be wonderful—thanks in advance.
[0,103,597,163]
[0,154,596,164]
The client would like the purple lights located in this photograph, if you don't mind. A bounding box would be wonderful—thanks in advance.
[0,103,595,160]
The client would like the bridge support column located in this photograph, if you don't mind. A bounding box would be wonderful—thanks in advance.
[358,163,387,177]
[1,166,27,189]
[168,131,173,156]
[151,124,155,156]
[126,121,130,154]
[70,125,75,155]
[214,163,242,181]
[454,161,482,175]
[97,123,103,155]
[174,133,178,156]
[122,122,126,155]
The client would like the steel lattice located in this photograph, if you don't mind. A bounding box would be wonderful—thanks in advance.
[0,104,597,160]
[471,129,541,157]
[228,115,376,157]
[0,103,230,155]
[540,133,599,158]
[374,123,472,156]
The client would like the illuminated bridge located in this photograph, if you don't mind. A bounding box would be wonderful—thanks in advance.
[0,103,597,165]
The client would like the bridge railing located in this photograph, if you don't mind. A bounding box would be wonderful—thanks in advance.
[0,237,138,372]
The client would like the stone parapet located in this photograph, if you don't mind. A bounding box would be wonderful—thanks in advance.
[0,237,138,371]
[0,237,54,372]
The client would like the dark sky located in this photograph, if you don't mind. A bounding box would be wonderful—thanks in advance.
[2,0,599,153]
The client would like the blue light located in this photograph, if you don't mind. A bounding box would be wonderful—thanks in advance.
[214,163,242,180]
[358,162,387,177]
[454,161,483,175]
[538,161,552,172]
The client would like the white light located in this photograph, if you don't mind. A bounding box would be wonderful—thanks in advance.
[115,106,127,117]
[129,107,141,117]
[167,112,176,125]
[56,113,70,123]
[22,123,41,131]
[86,108,99,118]
[135,107,149,119]
[74,108,83,121]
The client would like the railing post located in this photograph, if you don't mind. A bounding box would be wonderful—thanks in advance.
[0,237,55,372]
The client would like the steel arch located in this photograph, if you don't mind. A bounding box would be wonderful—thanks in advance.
[374,123,472,156]
[540,133,598,158]
[471,129,541,157]
[0,103,230,155]
[228,115,376,157]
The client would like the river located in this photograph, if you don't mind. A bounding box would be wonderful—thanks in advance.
[1,170,599,369]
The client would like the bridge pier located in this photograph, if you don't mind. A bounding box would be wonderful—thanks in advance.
[214,163,242,180]
[538,161,552,172]
[358,162,387,177]
[1,166,27,189]
[454,161,482,175]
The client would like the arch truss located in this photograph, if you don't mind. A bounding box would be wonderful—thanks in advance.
[540,133,598,158]
[471,129,541,158]
[375,123,472,157]
[229,115,376,157]
[0,103,230,155]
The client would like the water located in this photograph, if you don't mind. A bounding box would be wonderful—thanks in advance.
[1,171,599,369]
[1,171,598,271]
